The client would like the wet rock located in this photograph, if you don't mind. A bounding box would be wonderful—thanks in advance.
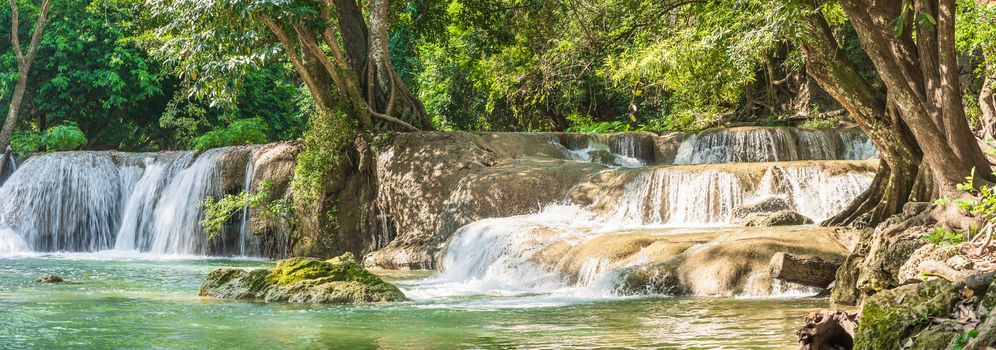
[364,132,603,269]
[853,279,960,350]
[732,197,793,221]
[200,253,406,304]
[614,226,849,296]
[741,210,814,227]
[216,146,253,195]
[35,274,63,283]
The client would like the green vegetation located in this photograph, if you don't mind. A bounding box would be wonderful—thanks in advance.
[10,122,87,154]
[192,118,269,152]
[921,226,967,246]
[199,180,293,239]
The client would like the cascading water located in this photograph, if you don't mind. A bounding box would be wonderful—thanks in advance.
[0,153,123,253]
[237,152,256,257]
[0,148,256,256]
[413,127,879,299]
[673,127,877,164]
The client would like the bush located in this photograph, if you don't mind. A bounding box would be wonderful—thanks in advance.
[43,123,88,151]
[10,132,44,154]
[192,118,270,151]
[10,123,88,154]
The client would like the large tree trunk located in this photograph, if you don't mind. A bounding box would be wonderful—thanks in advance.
[838,0,994,194]
[797,7,923,226]
[0,0,52,176]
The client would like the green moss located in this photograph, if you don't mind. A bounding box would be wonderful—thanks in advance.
[854,279,960,350]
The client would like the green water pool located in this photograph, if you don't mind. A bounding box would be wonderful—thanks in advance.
[0,254,823,349]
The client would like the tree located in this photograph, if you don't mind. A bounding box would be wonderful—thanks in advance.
[144,0,433,132]
[833,0,993,194]
[1,0,50,174]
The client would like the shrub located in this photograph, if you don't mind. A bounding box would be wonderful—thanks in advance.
[921,227,966,246]
[43,123,88,151]
[10,132,44,154]
[192,118,270,151]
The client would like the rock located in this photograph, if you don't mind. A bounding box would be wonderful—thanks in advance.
[898,244,960,284]
[200,253,406,304]
[216,146,253,195]
[364,132,603,269]
[741,210,814,227]
[732,197,793,221]
[903,202,931,219]
[769,252,842,288]
[35,274,63,283]
[796,310,857,350]
[853,279,960,350]
[613,226,849,296]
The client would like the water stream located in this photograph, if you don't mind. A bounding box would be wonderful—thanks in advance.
[0,128,876,348]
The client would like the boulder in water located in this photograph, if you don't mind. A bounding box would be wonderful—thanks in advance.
[35,274,63,283]
[741,210,814,227]
[732,197,793,221]
[199,253,406,303]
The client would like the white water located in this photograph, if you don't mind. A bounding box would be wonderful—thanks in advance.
[413,129,878,300]
[673,128,877,164]
[0,148,254,256]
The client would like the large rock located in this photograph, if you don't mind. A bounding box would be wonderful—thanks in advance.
[854,279,961,350]
[732,197,793,221]
[595,226,851,296]
[741,210,814,227]
[200,254,406,304]
[364,132,603,269]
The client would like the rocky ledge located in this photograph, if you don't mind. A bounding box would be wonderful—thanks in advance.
[199,253,407,304]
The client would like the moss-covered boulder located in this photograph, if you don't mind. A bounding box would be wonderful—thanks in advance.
[854,279,960,350]
[200,253,407,304]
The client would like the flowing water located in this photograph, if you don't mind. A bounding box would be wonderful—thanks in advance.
[0,255,824,349]
[0,128,877,348]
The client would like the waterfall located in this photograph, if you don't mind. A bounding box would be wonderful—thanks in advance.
[673,127,877,164]
[563,134,646,167]
[0,153,123,252]
[238,152,256,256]
[146,149,224,255]
[0,147,253,256]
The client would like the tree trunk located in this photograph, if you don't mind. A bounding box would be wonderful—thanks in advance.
[797,7,922,226]
[838,0,994,193]
[0,0,52,177]
[769,252,841,288]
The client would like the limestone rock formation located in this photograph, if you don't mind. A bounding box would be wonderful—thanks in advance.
[732,197,793,221]
[741,210,814,227]
[199,253,406,304]
[364,132,603,269]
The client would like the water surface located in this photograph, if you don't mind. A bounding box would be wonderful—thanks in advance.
[0,254,818,349]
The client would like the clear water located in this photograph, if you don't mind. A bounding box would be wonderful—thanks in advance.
[0,255,820,349]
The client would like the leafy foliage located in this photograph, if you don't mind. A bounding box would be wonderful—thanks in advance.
[9,122,87,153]
[199,180,293,239]
[191,118,270,152]
[921,226,967,246]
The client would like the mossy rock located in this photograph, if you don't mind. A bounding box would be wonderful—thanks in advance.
[854,279,959,350]
[200,253,406,304]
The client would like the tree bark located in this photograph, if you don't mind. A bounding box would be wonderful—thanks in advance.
[0,0,52,176]
[797,7,922,226]
[838,0,994,193]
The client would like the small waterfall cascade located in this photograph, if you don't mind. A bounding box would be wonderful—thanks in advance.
[0,153,123,252]
[562,133,647,167]
[238,152,256,256]
[0,148,257,256]
[418,127,880,299]
[673,127,877,164]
